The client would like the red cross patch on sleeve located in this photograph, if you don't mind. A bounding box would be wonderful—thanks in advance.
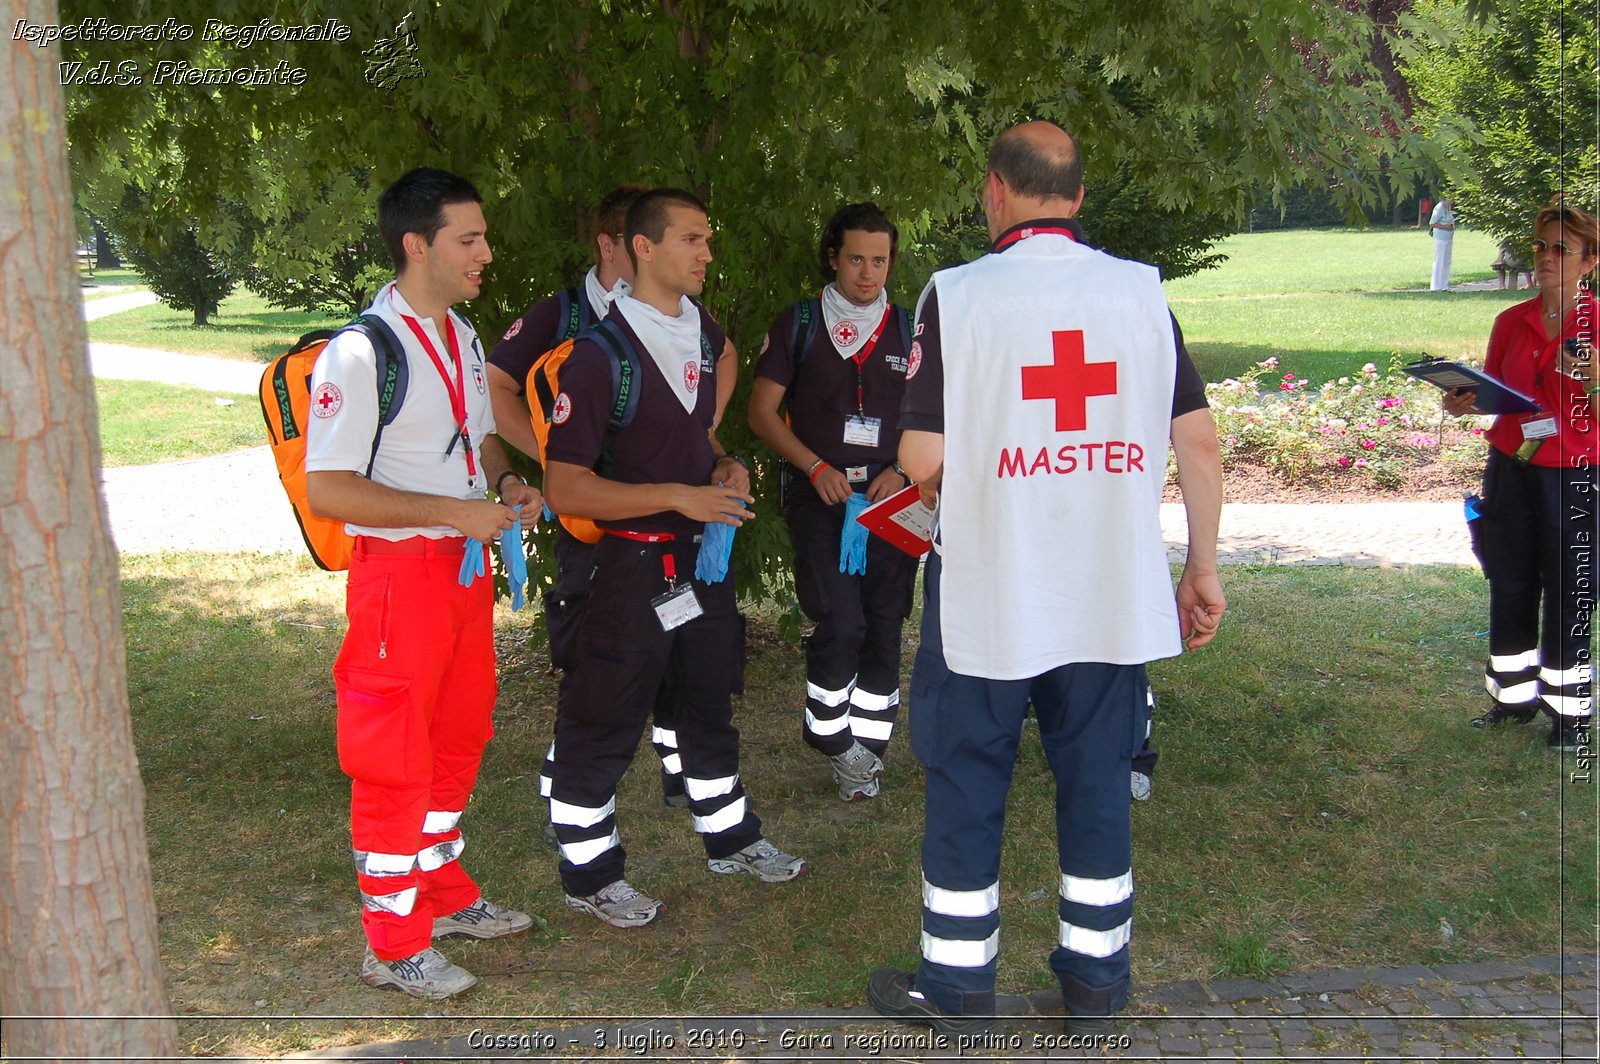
[311,382,343,418]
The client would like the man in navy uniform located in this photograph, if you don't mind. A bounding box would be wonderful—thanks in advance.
[868,122,1225,1034]
[543,188,806,928]
[748,202,919,801]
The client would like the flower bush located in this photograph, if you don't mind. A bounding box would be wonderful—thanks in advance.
[1208,357,1488,490]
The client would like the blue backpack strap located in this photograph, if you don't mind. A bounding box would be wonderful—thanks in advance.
[789,296,821,369]
[553,285,590,346]
[343,314,410,478]
[584,318,641,477]
[895,303,912,352]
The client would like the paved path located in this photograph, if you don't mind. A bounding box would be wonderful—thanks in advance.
[275,954,1596,1061]
[82,288,160,320]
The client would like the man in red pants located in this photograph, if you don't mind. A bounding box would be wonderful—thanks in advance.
[308,167,539,1000]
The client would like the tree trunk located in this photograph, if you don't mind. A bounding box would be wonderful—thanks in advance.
[93,218,121,269]
[0,2,180,1059]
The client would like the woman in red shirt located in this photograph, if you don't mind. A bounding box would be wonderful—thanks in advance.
[1446,197,1598,750]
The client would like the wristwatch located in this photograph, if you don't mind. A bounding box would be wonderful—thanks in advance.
[717,454,750,472]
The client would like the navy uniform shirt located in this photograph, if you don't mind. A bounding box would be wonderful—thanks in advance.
[754,297,913,472]
[545,303,727,537]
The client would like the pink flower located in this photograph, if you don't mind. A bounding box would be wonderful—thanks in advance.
[1376,417,1389,426]
[1260,357,1279,369]
[1361,439,1377,449]
[1283,373,1296,381]
[1362,363,1378,374]
[1338,456,1352,468]
[1355,457,1368,467]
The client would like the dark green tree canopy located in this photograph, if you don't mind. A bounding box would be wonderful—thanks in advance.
[65,0,1432,600]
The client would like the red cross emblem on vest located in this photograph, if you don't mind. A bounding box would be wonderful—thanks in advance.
[1021,330,1116,432]
[832,320,858,347]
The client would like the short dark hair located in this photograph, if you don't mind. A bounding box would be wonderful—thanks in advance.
[623,188,708,270]
[987,127,1083,202]
[819,202,898,282]
[586,184,648,253]
[377,167,483,273]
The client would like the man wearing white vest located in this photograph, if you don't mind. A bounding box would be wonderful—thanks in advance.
[867,122,1225,1036]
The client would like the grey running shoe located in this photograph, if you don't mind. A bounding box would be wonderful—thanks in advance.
[829,741,884,801]
[707,837,808,882]
[1130,771,1152,802]
[565,879,664,928]
[360,946,477,1000]
[432,896,533,939]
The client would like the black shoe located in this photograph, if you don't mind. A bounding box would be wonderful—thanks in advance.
[867,969,993,1036]
[1063,1013,1117,1036]
[1470,705,1537,728]
[1548,717,1592,752]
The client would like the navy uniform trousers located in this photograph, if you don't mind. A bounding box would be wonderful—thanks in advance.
[910,553,1146,1019]
[549,535,760,897]
[539,525,685,804]
[786,473,918,758]
[1479,449,1598,722]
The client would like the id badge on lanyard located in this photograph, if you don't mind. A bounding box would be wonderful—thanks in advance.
[843,414,881,447]
[648,547,703,631]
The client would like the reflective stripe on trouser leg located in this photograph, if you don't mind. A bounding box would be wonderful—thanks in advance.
[803,677,855,755]
[1486,649,1540,708]
[1033,660,1142,1016]
[1541,661,1594,718]
[848,685,899,756]
[911,553,1019,1018]
[540,741,555,799]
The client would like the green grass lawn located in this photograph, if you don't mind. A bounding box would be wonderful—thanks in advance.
[96,379,263,466]
[86,288,329,363]
[120,554,1597,1055]
[80,266,145,290]
[1165,227,1519,383]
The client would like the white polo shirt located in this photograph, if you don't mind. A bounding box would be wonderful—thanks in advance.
[306,282,495,540]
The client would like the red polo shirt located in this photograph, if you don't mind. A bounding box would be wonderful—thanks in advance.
[1483,293,1598,466]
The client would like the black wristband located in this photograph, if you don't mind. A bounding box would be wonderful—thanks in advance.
[717,453,749,472]
[494,470,525,497]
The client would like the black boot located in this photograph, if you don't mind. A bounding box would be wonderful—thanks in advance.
[1548,716,1592,752]
[1470,704,1537,728]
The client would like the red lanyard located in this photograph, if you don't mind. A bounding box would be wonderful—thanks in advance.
[849,304,894,415]
[993,225,1078,252]
[399,311,477,478]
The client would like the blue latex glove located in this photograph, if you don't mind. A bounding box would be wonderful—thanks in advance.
[501,505,527,610]
[696,499,746,584]
[543,503,555,523]
[840,492,870,575]
[458,538,487,587]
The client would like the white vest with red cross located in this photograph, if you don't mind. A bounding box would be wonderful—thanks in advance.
[932,232,1180,679]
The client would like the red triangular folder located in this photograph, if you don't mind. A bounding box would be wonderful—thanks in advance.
[855,483,935,557]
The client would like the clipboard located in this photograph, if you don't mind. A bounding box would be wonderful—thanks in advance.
[855,483,934,558]
[1401,357,1538,415]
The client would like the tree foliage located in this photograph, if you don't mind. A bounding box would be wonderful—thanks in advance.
[1404,0,1599,247]
[65,0,1431,601]
[110,183,241,326]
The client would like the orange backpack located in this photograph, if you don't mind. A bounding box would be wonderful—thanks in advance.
[259,316,408,570]
[524,317,645,543]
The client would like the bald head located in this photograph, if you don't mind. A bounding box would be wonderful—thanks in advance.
[987,122,1083,203]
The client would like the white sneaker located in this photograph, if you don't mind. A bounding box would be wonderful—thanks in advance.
[707,837,808,882]
[360,946,477,1000]
[433,896,534,939]
[565,879,664,928]
[829,741,884,801]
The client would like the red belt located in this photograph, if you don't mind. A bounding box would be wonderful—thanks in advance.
[605,529,677,543]
[355,535,469,556]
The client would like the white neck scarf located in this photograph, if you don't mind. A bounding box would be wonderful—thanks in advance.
[614,295,702,413]
[585,265,632,320]
[821,283,889,359]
